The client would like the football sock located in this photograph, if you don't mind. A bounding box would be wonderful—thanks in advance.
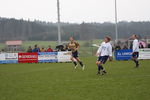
[98,65,101,72]
[133,60,136,64]
[136,60,139,66]
[134,60,139,65]
[101,65,104,70]
[73,62,77,66]
[98,65,103,71]
[103,69,107,73]
[136,61,139,65]
[79,61,84,67]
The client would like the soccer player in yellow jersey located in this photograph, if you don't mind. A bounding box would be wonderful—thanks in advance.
[68,37,85,70]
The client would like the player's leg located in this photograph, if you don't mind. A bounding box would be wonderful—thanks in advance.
[132,57,139,67]
[71,56,78,67]
[75,57,84,67]
[101,56,109,74]
[96,61,104,75]
[74,51,85,68]
[96,56,102,74]
[132,52,139,67]
[96,61,101,74]
[75,57,85,70]
[96,56,108,75]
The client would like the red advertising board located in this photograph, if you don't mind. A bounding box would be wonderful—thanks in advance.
[18,53,38,63]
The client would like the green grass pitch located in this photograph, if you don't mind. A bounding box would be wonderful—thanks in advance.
[0,57,150,100]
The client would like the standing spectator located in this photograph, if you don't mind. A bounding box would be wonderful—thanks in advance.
[37,46,41,52]
[47,45,53,52]
[115,45,121,50]
[139,42,144,48]
[65,44,69,51]
[41,47,46,52]
[0,49,5,53]
[32,45,39,52]
[123,45,128,49]
[27,46,32,53]
[130,42,133,49]
[56,45,65,51]
[148,44,150,48]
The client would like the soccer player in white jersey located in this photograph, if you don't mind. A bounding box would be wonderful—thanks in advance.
[96,36,113,75]
[131,35,140,67]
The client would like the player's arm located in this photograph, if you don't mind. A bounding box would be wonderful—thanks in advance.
[96,46,102,56]
[67,43,70,49]
[109,56,113,61]
[96,42,105,56]
[108,45,113,61]
[67,43,71,51]
[75,42,80,50]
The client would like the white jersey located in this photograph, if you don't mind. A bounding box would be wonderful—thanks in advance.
[97,42,112,57]
[133,39,139,52]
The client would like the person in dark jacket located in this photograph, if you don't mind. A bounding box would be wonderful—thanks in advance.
[32,45,39,52]
[27,46,32,53]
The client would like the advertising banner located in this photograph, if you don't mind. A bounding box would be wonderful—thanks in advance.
[57,51,72,62]
[0,53,6,64]
[18,53,38,63]
[139,48,150,59]
[38,52,58,63]
[5,53,18,63]
[0,51,72,64]
[115,49,133,60]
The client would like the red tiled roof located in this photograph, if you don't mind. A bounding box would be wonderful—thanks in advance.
[6,40,22,45]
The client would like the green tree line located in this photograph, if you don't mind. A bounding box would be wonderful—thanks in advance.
[0,17,149,42]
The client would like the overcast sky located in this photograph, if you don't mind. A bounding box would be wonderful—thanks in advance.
[0,0,150,23]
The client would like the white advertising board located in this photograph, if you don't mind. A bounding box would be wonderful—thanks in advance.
[139,48,150,60]
[57,51,72,62]
[5,53,18,60]
[0,53,5,60]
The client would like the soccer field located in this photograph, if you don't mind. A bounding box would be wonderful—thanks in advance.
[0,57,150,100]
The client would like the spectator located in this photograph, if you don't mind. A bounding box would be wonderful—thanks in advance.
[27,46,32,53]
[64,44,69,51]
[115,45,121,50]
[0,49,5,53]
[123,45,128,49]
[61,46,66,51]
[139,42,144,48]
[37,46,41,52]
[47,45,53,52]
[41,47,46,52]
[148,44,150,48]
[130,43,133,49]
[1,49,5,52]
[32,45,39,52]
[56,45,65,51]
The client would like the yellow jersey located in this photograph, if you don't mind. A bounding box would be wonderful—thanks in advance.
[68,41,80,52]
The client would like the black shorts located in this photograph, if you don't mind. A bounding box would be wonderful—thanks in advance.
[132,52,139,58]
[97,56,109,64]
[72,51,78,58]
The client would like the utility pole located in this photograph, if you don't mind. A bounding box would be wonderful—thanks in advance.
[115,0,118,43]
[57,0,61,45]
